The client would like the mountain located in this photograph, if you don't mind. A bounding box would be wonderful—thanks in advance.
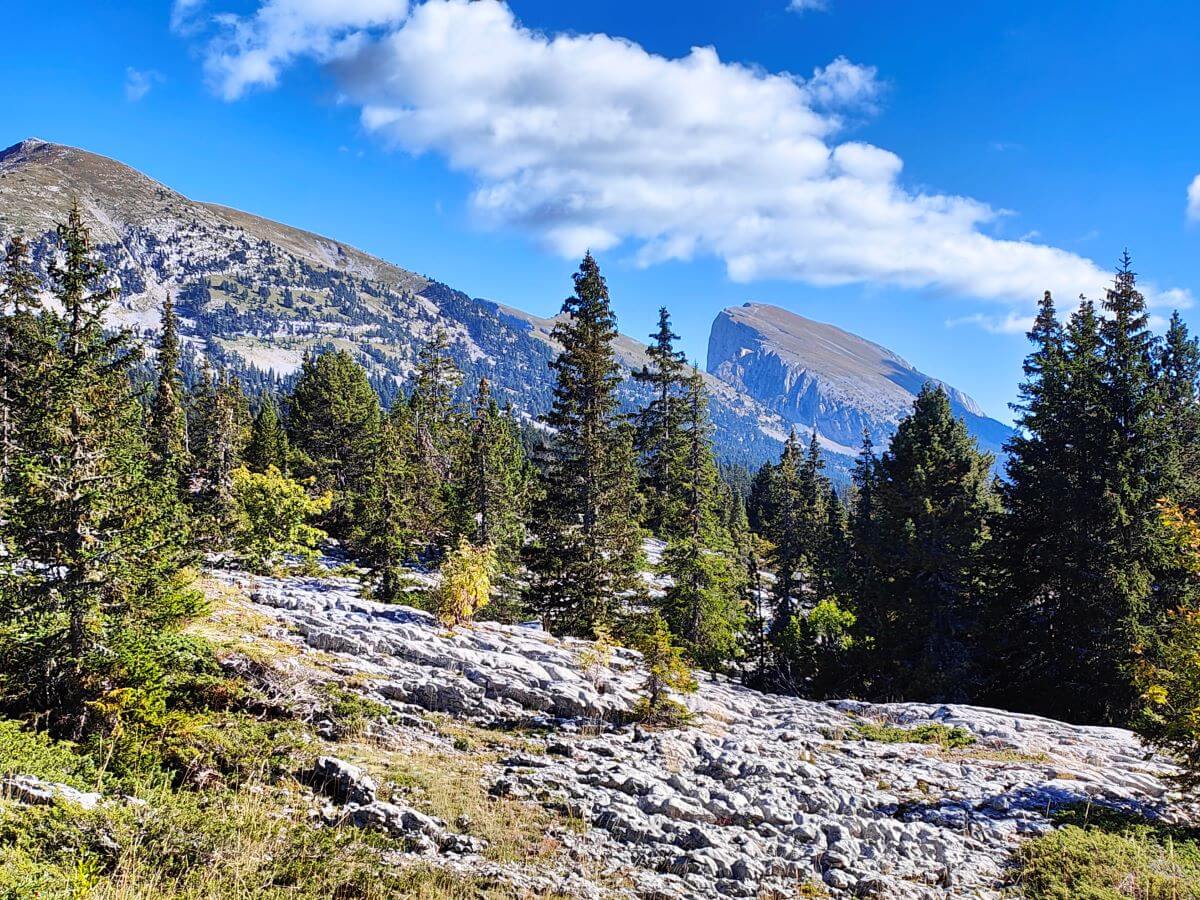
[709,302,1015,458]
[0,138,1011,472]
[0,138,792,464]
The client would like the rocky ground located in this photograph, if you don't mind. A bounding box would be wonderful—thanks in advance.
[146,567,1191,899]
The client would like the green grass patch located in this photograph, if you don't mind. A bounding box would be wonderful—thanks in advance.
[0,785,568,899]
[1015,804,1200,898]
[851,721,976,749]
[0,721,97,791]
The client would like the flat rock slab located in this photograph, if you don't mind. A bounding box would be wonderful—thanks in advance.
[213,569,1194,898]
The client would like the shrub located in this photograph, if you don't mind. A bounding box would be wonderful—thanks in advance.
[629,613,697,726]
[435,539,497,628]
[0,720,95,789]
[852,721,976,749]
[1015,805,1200,898]
[230,465,331,573]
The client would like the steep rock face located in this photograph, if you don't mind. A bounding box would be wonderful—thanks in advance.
[0,139,788,465]
[708,302,1015,456]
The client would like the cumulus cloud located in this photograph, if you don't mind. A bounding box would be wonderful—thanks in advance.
[788,0,829,12]
[124,67,163,101]
[185,0,410,99]
[1188,174,1200,224]
[188,0,1191,331]
[170,0,207,35]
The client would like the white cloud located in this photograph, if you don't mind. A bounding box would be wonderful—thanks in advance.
[788,0,829,12]
[124,67,163,101]
[1188,174,1200,223]
[189,0,410,100]
[170,0,207,35]
[190,0,1192,329]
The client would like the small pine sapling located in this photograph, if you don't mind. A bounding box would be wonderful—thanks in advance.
[631,613,697,726]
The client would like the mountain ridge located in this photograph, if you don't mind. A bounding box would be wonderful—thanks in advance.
[0,137,1012,469]
[709,302,1014,457]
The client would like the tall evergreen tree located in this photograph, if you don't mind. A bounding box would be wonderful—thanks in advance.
[450,377,532,616]
[357,412,416,602]
[766,430,806,640]
[149,294,188,482]
[0,205,197,732]
[659,369,746,667]
[244,392,289,474]
[188,368,249,543]
[862,384,997,702]
[0,236,45,488]
[400,329,465,554]
[633,307,688,534]
[287,350,381,537]
[409,327,463,485]
[525,254,645,635]
[1157,310,1200,508]
[993,291,1076,707]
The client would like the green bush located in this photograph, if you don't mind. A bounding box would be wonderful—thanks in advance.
[852,721,976,749]
[0,721,95,790]
[231,465,331,574]
[1016,806,1200,898]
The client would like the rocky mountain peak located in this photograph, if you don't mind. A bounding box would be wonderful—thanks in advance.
[708,302,1012,456]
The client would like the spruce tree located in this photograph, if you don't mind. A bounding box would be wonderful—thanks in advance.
[993,291,1075,708]
[402,329,465,554]
[287,350,381,537]
[149,294,188,482]
[409,327,463,485]
[188,367,245,543]
[451,377,531,614]
[0,236,45,488]
[1157,311,1200,508]
[633,307,688,534]
[244,392,289,474]
[0,205,197,731]
[357,411,416,602]
[766,430,806,646]
[658,368,746,667]
[525,254,645,635]
[863,384,997,702]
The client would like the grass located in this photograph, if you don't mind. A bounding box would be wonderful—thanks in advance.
[0,579,589,899]
[1015,804,1200,899]
[353,740,584,865]
[0,785,568,899]
[850,720,976,749]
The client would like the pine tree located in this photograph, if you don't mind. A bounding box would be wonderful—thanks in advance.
[763,430,808,677]
[1157,311,1200,508]
[357,411,416,602]
[0,237,45,489]
[409,327,463,485]
[525,254,645,635]
[0,204,198,732]
[188,367,245,542]
[244,392,290,474]
[287,350,381,537]
[450,378,531,616]
[658,369,746,667]
[863,384,997,702]
[633,307,688,534]
[149,294,188,482]
[402,329,465,554]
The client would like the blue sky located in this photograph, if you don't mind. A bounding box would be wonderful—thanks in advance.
[3,0,1199,423]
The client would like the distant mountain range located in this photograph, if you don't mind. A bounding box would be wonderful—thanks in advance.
[0,138,1014,473]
